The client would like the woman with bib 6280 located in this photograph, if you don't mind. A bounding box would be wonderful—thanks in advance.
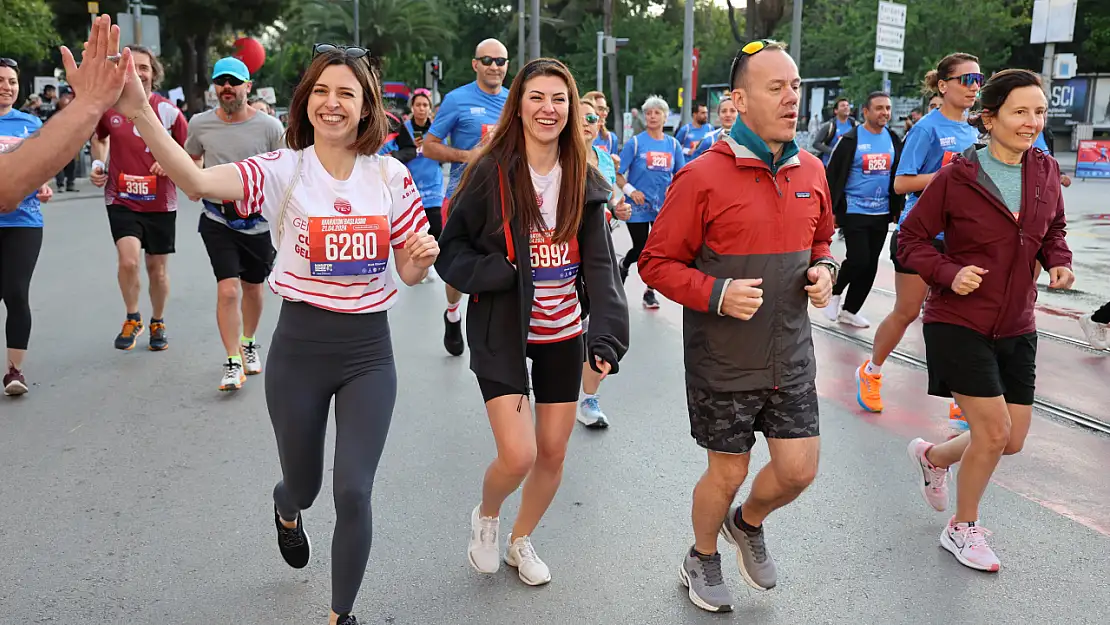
[436,58,629,586]
[113,44,437,625]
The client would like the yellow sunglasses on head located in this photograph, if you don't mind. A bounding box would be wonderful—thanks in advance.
[740,39,772,56]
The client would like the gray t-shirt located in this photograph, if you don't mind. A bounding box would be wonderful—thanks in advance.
[185,109,286,233]
[977,146,1023,218]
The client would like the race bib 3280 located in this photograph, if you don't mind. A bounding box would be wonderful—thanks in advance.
[118,174,157,201]
[308,215,389,277]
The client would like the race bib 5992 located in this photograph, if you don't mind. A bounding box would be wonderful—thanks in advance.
[308,215,389,277]
[529,230,581,282]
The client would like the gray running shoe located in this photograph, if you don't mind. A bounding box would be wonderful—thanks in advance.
[680,548,733,612]
[720,504,777,590]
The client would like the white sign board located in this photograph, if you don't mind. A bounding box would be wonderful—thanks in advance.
[33,76,59,96]
[167,87,184,104]
[877,1,907,28]
[116,14,162,55]
[1030,0,1077,44]
[1053,53,1078,79]
[874,48,904,74]
[876,24,905,50]
[256,87,277,105]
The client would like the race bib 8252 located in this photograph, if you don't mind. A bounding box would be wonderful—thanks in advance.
[308,215,389,277]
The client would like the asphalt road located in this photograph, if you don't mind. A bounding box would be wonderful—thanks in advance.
[2,192,1109,625]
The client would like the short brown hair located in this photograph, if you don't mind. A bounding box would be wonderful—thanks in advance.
[285,51,389,156]
[130,46,164,90]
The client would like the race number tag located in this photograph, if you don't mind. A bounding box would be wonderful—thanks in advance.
[118,174,157,201]
[529,231,581,282]
[646,150,673,172]
[941,151,959,166]
[482,123,496,138]
[308,215,389,277]
[862,152,892,174]
[0,136,24,154]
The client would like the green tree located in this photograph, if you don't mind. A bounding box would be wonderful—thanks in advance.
[283,0,458,59]
[0,0,60,61]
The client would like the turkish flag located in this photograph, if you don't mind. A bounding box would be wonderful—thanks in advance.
[692,48,700,98]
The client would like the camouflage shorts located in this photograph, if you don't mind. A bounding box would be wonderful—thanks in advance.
[686,381,820,454]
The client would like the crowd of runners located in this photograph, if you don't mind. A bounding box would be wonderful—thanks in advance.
[0,14,1101,624]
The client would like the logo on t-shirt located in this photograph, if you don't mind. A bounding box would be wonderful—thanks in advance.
[110,115,123,127]
[260,151,283,161]
[334,198,352,214]
[796,191,811,198]
[939,136,957,148]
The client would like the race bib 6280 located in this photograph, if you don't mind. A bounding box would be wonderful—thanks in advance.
[646,150,673,172]
[862,152,892,174]
[529,231,581,282]
[118,174,157,201]
[308,215,389,277]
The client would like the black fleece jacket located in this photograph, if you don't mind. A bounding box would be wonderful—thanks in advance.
[825,124,905,223]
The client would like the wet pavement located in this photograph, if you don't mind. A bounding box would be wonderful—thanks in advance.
[1,191,1108,625]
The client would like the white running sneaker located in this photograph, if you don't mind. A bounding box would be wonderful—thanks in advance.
[219,359,246,392]
[1078,314,1109,350]
[467,504,500,574]
[577,396,610,428]
[907,438,950,512]
[940,518,1001,572]
[242,343,263,375]
[823,294,841,322]
[505,535,551,586]
[837,310,871,328]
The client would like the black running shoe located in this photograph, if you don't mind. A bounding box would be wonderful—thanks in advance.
[443,311,464,356]
[643,289,660,309]
[336,614,359,625]
[148,320,168,351]
[114,317,144,350]
[618,258,629,284]
[274,506,311,569]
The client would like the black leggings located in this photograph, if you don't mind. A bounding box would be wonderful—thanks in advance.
[832,213,888,314]
[621,221,652,277]
[265,300,397,615]
[1093,301,1110,324]
[424,205,443,240]
[0,227,44,351]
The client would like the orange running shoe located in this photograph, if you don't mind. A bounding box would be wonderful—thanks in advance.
[948,403,968,432]
[855,360,883,412]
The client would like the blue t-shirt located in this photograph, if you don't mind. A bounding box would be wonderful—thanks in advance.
[844,126,894,216]
[0,110,45,228]
[896,108,979,226]
[404,119,445,208]
[823,119,856,165]
[593,145,617,185]
[692,127,726,159]
[675,123,715,157]
[618,132,685,223]
[427,81,507,198]
[1033,132,1049,153]
[593,132,618,155]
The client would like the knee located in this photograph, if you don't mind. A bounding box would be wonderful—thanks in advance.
[146,261,168,282]
[891,305,921,326]
[1002,429,1026,455]
[975,420,1011,453]
[706,459,749,491]
[776,462,818,493]
[333,483,371,517]
[118,254,141,274]
[499,443,537,479]
[217,280,240,304]
[534,440,569,473]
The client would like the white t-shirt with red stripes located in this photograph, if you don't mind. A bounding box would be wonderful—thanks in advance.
[233,147,428,314]
[527,163,583,343]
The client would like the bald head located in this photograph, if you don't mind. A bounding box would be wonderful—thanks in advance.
[472,39,508,94]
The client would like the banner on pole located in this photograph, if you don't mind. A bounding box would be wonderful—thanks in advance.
[1075,140,1110,178]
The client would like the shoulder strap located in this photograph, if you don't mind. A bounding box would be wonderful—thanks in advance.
[275,151,304,248]
[497,163,515,263]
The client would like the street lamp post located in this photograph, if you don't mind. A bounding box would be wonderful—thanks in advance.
[353,0,360,47]
[681,0,693,124]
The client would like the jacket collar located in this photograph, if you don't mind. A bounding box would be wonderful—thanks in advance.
[953,144,1051,209]
[727,118,800,172]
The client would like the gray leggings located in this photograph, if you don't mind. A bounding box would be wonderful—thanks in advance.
[265,300,397,615]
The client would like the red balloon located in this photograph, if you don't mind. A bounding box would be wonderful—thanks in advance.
[233,37,266,74]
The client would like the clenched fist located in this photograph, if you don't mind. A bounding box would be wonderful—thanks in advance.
[952,265,988,295]
[721,278,763,320]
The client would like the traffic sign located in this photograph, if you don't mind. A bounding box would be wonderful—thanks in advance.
[876,24,904,50]
[877,1,907,28]
[87,2,99,13]
[874,48,904,74]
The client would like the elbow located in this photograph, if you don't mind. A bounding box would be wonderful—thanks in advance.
[893,176,912,195]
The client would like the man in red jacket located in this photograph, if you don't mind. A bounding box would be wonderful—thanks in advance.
[639,40,838,612]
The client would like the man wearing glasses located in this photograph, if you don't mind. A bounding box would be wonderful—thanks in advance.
[423,38,509,357]
[183,57,285,391]
[639,40,836,612]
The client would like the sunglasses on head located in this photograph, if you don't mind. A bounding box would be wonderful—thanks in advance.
[313,43,380,70]
[584,113,600,124]
[213,75,244,87]
[729,39,773,87]
[475,56,508,67]
[946,72,984,88]
[0,58,17,69]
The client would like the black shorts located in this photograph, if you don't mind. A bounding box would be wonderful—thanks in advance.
[198,214,276,284]
[923,323,1037,405]
[686,381,820,455]
[890,229,946,275]
[477,334,583,404]
[107,204,176,255]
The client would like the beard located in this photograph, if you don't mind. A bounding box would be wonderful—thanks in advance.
[220,94,245,115]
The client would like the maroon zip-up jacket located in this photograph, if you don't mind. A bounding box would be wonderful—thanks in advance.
[898,146,1072,339]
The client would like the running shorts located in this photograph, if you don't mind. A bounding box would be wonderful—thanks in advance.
[198,214,276,284]
[477,334,583,404]
[686,381,820,455]
[923,323,1036,406]
[890,230,946,276]
[107,204,176,255]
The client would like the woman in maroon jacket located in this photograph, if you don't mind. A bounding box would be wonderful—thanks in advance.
[897,69,1075,573]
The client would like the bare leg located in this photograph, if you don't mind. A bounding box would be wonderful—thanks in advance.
[741,437,820,526]
[692,451,751,554]
[241,281,265,339]
[216,278,242,357]
[581,362,602,395]
[871,272,928,366]
[115,237,143,314]
[145,253,170,319]
[511,402,577,539]
[479,395,537,518]
[7,348,25,370]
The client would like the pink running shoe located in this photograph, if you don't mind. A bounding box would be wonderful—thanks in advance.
[940,519,1001,572]
[907,438,949,512]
